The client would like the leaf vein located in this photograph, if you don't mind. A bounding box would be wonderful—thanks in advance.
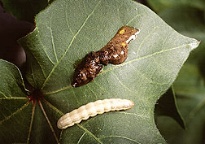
[101,135,140,144]
[27,103,36,144]
[41,0,102,90]
[136,26,159,57]
[37,28,56,65]
[0,102,29,125]
[77,124,103,144]
[126,13,142,25]
[77,132,86,144]
[0,91,7,98]
[39,101,59,143]
[112,72,134,93]
[48,20,58,62]
[101,43,191,75]
[0,97,27,100]
[44,85,72,95]
[65,3,74,35]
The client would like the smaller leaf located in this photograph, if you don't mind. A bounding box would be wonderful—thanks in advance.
[0,59,32,143]
[0,59,27,96]
[157,64,205,144]
[155,88,185,129]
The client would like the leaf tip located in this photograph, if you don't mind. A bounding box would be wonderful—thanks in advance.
[187,39,200,50]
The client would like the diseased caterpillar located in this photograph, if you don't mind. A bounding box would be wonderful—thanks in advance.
[57,98,134,129]
[72,26,140,87]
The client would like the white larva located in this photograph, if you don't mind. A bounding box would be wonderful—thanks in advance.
[57,98,134,129]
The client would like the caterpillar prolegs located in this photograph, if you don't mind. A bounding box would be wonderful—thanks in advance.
[57,98,134,129]
[72,26,140,87]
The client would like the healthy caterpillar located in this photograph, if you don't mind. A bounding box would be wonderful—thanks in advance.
[72,26,140,87]
[57,98,134,129]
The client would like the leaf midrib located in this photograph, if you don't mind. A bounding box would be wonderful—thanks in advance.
[44,42,192,95]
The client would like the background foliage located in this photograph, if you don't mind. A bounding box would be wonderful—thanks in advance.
[148,0,205,144]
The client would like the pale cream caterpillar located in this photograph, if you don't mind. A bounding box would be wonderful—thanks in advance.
[57,98,134,129]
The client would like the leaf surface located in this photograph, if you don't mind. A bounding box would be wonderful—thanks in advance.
[1,0,199,143]
[0,60,32,143]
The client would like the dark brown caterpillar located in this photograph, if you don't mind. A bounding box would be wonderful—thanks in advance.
[72,26,140,87]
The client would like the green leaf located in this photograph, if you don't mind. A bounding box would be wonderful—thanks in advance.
[1,0,199,143]
[155,6,205,144]
[173,64,205,144]
[157,64,205,144]
[0,60,31,143]
[155,88,185,129]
